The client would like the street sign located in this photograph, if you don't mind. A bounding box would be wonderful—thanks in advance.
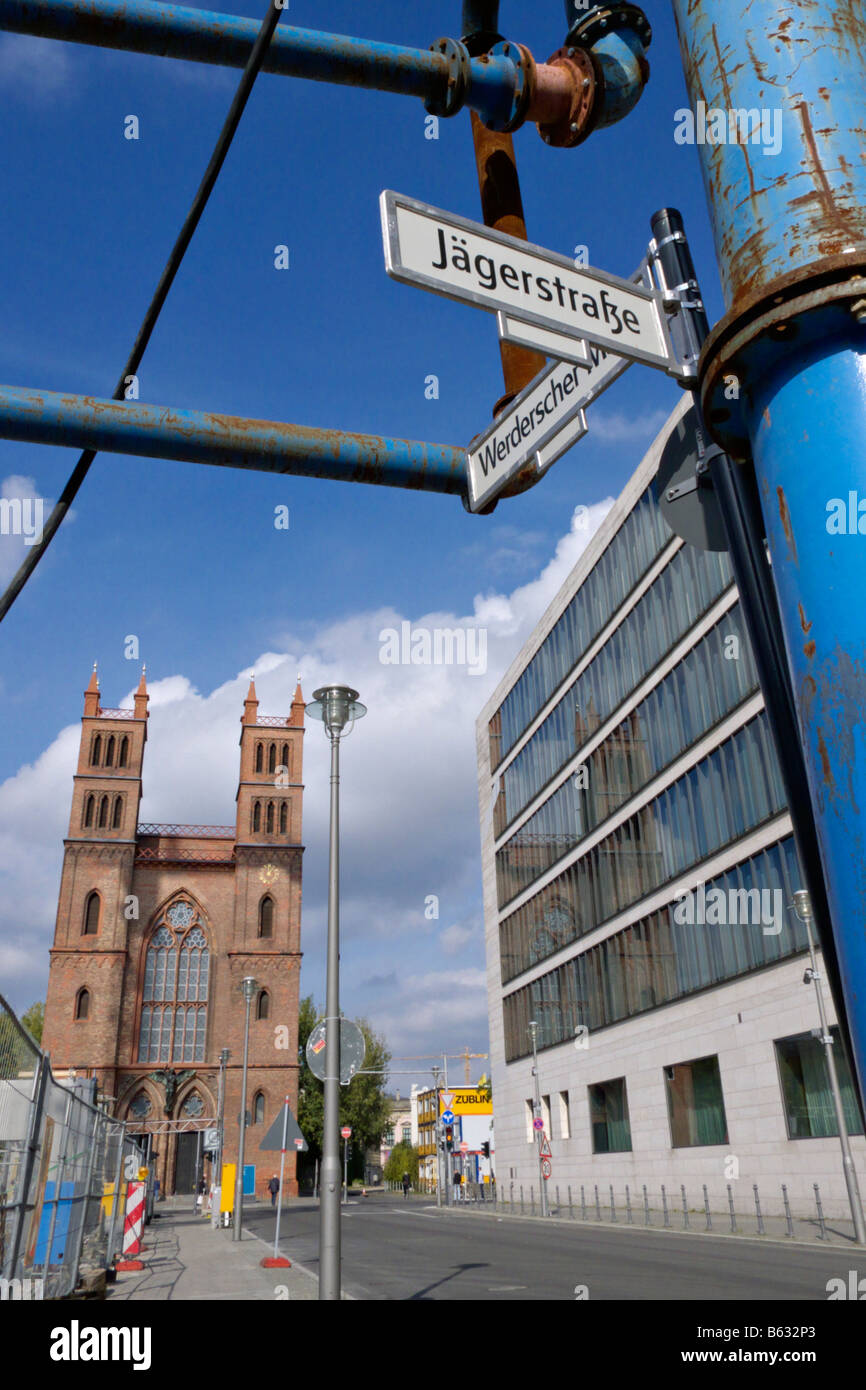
[532,1117,544,1131]
[459,1141,469,1155]
[341,1126,352,1139]
[466,354,588,512]
[540,1135,552,1158]
[380,190,678,374]
[657,399,730,553]
[541,1158,552,1180]
[441,1092,453,1109]
[260,1101,308,1153]
[441,1109,455,1126]
[202,1127,220,1153]
[306,1017,366,1085]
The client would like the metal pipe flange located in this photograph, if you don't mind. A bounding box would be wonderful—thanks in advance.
[425,36,471,118]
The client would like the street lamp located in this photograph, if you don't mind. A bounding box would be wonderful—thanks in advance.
[306,684,367,1300]
[232,976,258,1242]
[791,890,865,1243]
[212,1047,230,1229]
[528,1021,549,1217]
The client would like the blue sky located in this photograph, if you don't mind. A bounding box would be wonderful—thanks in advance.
[0,1,724,1088]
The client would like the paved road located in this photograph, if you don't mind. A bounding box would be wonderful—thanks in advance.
[246,1194,866,1301]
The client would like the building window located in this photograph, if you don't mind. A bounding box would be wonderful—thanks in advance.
[558,1090,571,1140]
[775,1028,863,1139]
[589,1078,632,1153]
[254,1092,265,1124]
[129,1091,152,1119]
[83,892,100,936]
[83,795,95,829]
[665,1055,728,1147]
[268,744,277,775]
[112,795,123,829]
[118,736,129,768]
[98,795,109,828]
[266,801,274,834]
[252,801,261,833]
[255,742,263,773]
[525,1098,535,1143]
[75,987,90,1020]
[256,990,270,1020]
[402,1124,411,1145]
[279,801,288,835]
[259,896,274,939]
[385,1128,395,1147]
[541,1094,551,1135]
[280,743,289,773]
[137,901,209,1065]
[181,1093,204,1118]
[105,734,115,767]
[91,734,102,766]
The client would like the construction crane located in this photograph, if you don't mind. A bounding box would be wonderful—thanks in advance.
[392,1049,489,1085]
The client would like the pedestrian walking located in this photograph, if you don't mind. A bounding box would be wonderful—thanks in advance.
[268,1173,280,1208]
[401,1171,411,1199]
[453,1170,462,1203]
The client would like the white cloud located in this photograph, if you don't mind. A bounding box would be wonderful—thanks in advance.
[0,475,53,585]
[0,35,75,100]
[589,408,670,442]
[0,501,613,1049]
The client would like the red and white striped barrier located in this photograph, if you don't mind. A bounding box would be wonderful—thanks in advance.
[116,1180,146,1271]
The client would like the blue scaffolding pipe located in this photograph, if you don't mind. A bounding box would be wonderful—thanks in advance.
[0,384,468,497]
[0,0,523,127]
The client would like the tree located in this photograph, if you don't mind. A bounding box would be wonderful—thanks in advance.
[383,1142,419,1184]
[21,1002,44,1045]
[296,995,392,1178]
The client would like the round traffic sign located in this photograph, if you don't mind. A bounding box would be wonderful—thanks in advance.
[541,1158,552,1180]
[533,1117,544,1131]
[459,1141,468,1154]
[341,1126,352,1139]
[440,1109,455,1126]
[306,1017,366,1084]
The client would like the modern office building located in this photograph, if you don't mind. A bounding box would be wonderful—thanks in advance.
[476,397,865,1218]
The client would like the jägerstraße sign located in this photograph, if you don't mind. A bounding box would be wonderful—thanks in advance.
[380,190,677,372]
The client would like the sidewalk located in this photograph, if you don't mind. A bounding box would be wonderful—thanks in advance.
[107,1197,318,1301]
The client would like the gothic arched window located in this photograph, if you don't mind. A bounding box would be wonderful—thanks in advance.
[268,743,276,775]
[98,796,109,828]
[91,734,102,766]
[118,736,129,768]
[105,735,115,767]
[279,801,288,835]
[280,742,288,772]
[253,801,261,833]
[253,1091,265,1124]
[112,796,123,829]
[137,900,210,1066]
[83,795,95,829]
[258,896,274,939]
[255,743,263,773]
[256,990,270,1021]
[83,892,100,936]
[75,987,90,1020]
[266,801,274,834]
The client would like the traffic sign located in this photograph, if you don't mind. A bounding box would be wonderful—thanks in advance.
[532,1117,544,1131]
[341,1126,352,1139]
[540,1135,552,1158]
[441,1092,453,1109]
[260,1101,308,1153]
[380,190,679,374]
[466,354,588,512]
[306,1017,366,1085]
[441,1109,455,1126]
[541,1158,552,1180]
[459,1141,469,1155]
[657,399,729,553]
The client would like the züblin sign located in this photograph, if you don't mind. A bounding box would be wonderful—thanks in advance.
[441,1090,493,1116]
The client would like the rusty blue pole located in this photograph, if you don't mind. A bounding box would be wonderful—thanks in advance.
[673,0,866,1101]
[0,383,468,496]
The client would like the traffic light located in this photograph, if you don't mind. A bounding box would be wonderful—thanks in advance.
[481,1141,491,1159]
[445,1126,453,1145]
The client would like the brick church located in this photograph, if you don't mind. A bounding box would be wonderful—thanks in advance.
[41,666,305,1198]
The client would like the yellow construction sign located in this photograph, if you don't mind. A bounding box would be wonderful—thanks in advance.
[440,1089,493,1117]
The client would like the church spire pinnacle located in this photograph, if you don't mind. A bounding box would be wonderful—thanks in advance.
[242,672,259,726]
[84,662,101,717]
[134,664,149,720]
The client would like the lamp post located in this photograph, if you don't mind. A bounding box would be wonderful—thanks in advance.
[306,684,367,1301]
[232,976,258,1241]
[792,891,866,1244]
[431,1065,442,1209]
[212,1046,229,1228]
[528,1021,548,1217]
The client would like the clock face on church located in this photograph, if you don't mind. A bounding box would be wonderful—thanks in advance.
[259,863,280,886]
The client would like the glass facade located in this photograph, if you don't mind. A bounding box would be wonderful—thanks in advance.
[499,709,786,975]
[496,604,758,906]
[589,1078,632,1153]
[493,547,735,837]
[665,1055,729,1147]
[775,1028,864,1138]
[502,836,807,1061]
[488,482,673,770]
